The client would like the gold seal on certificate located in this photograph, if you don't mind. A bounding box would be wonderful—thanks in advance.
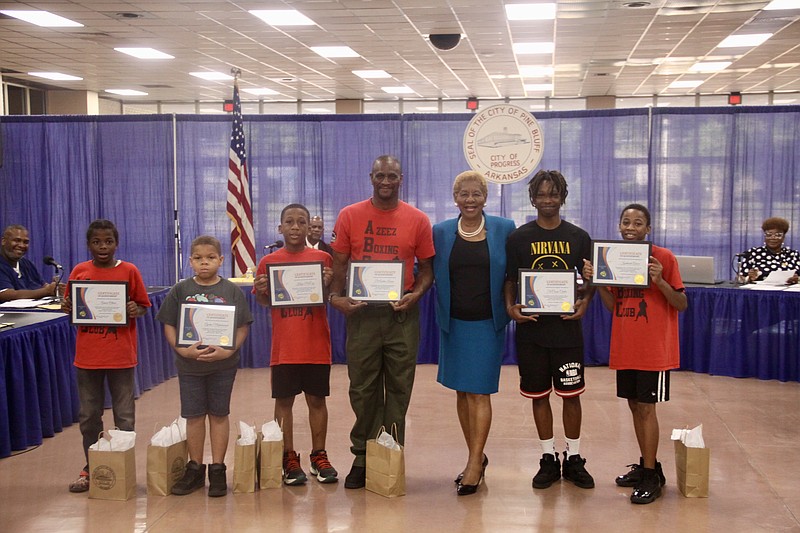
[177,303,236,348]
[591,240,652,288]
[348,260,405,303]
[69,280,129,326]
[518,269,577,315]
[268,262,325,307]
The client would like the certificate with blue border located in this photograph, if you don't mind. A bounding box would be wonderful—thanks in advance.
[70,280,128,326]
[591,240,652,288]
[267,262,325,307]
[347,260,404,302]
[177,302,236,348]
[518,269,576,315]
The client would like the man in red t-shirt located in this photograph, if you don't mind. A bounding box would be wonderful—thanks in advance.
[329,155,435,489]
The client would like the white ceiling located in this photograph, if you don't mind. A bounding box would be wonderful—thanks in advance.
[1,0,799,104]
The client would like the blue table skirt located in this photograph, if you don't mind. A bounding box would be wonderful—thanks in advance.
[0,289,173,458]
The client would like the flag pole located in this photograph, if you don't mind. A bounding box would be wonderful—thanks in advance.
[226,67,257,278]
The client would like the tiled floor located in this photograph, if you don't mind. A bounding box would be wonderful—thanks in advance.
[1,365,799,532]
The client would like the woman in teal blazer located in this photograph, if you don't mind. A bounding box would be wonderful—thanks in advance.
[432,170,515,496]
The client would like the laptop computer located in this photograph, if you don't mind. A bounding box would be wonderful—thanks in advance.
[675,255,722,285]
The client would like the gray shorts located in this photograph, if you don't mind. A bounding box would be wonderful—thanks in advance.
[178,367,237,417]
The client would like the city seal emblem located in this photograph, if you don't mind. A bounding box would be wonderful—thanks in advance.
[463,104,544,184]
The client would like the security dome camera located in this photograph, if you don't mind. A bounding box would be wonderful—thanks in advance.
[429,34,461,51]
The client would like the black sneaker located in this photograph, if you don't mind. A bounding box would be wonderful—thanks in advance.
[207,463,227,497]
[309,449,338,483]
[344,464,366,489]
[617,459,666,487]
[631,467,662,504]
[532,453,561,489]
[562,452,595,489]
[283,450,308,485]
[171,460,206,495]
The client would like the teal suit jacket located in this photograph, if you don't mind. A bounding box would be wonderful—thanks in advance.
[432,214,516,333]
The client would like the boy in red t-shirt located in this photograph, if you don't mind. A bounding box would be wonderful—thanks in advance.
[582,204,687,505]
[253,203,337,485]
[62,219,151,493]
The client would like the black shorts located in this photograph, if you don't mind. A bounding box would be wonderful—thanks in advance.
[271,364,331,398]
[516,339,585,398]
[616,369,670,403]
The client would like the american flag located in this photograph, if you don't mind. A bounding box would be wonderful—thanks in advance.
[226,81,256,277]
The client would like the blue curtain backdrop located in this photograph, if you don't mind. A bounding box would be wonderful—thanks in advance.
[1,106,798,286]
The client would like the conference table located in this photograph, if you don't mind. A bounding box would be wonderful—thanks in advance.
[2,282,798,458]
[0,288,172,458]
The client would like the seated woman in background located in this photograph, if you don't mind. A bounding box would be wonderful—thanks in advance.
[739,217,799,284]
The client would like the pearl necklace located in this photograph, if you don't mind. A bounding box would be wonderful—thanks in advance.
[458,215,485,238]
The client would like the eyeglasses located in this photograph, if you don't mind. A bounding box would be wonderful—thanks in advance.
[764,232,784,238]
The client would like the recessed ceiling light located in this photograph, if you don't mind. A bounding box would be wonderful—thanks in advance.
[774,99,796,104]
[305,107,333,113]
[199,108,225,114]
[249,10,316,26]
[28,72,82,81]
[505,3,556,20]
[190,71,234,81]
[416,106,439,111]
[519,66,554,77]
[382,86,415,94]
[689,61,731,73]
[105,89,148,96]
[717,34,772,48]
[524,83,554,91]
[763,0,799,10]
[311,46,359,58]
[242,88,280,96]
[114,48,174,60]
[667,80,703,88]
[0,10,83,27]
[490,74,507,79]
[513,42,554,55]
[353,70,392,79]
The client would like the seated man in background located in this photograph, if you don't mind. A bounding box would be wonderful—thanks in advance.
[0,224,57,302]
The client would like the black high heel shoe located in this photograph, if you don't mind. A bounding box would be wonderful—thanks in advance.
[455,454,488,495]
[455,454,488,484]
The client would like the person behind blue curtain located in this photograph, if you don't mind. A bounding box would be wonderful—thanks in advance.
[432,171,515,496]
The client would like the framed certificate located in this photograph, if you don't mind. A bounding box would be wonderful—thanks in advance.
[268,262,325,307]
[70,281,129,326]
[348,260,405,302]
[591,240,652,288]
[177,302,236,348]
[518,269,577,315]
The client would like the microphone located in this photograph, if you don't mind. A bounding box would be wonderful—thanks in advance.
[264,240,284,251]
[735,252,750,258]
[43,256,64,270]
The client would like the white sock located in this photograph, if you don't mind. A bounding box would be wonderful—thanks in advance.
[565,437,581,458]
[540,438,556,458]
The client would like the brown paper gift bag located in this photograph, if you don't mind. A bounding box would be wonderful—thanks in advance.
[674,440,710,498]
[233,439,259,493]
[88,433,137,501]
[259,439,283,489]
[146,440,188,496]
[366,424,405,498]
